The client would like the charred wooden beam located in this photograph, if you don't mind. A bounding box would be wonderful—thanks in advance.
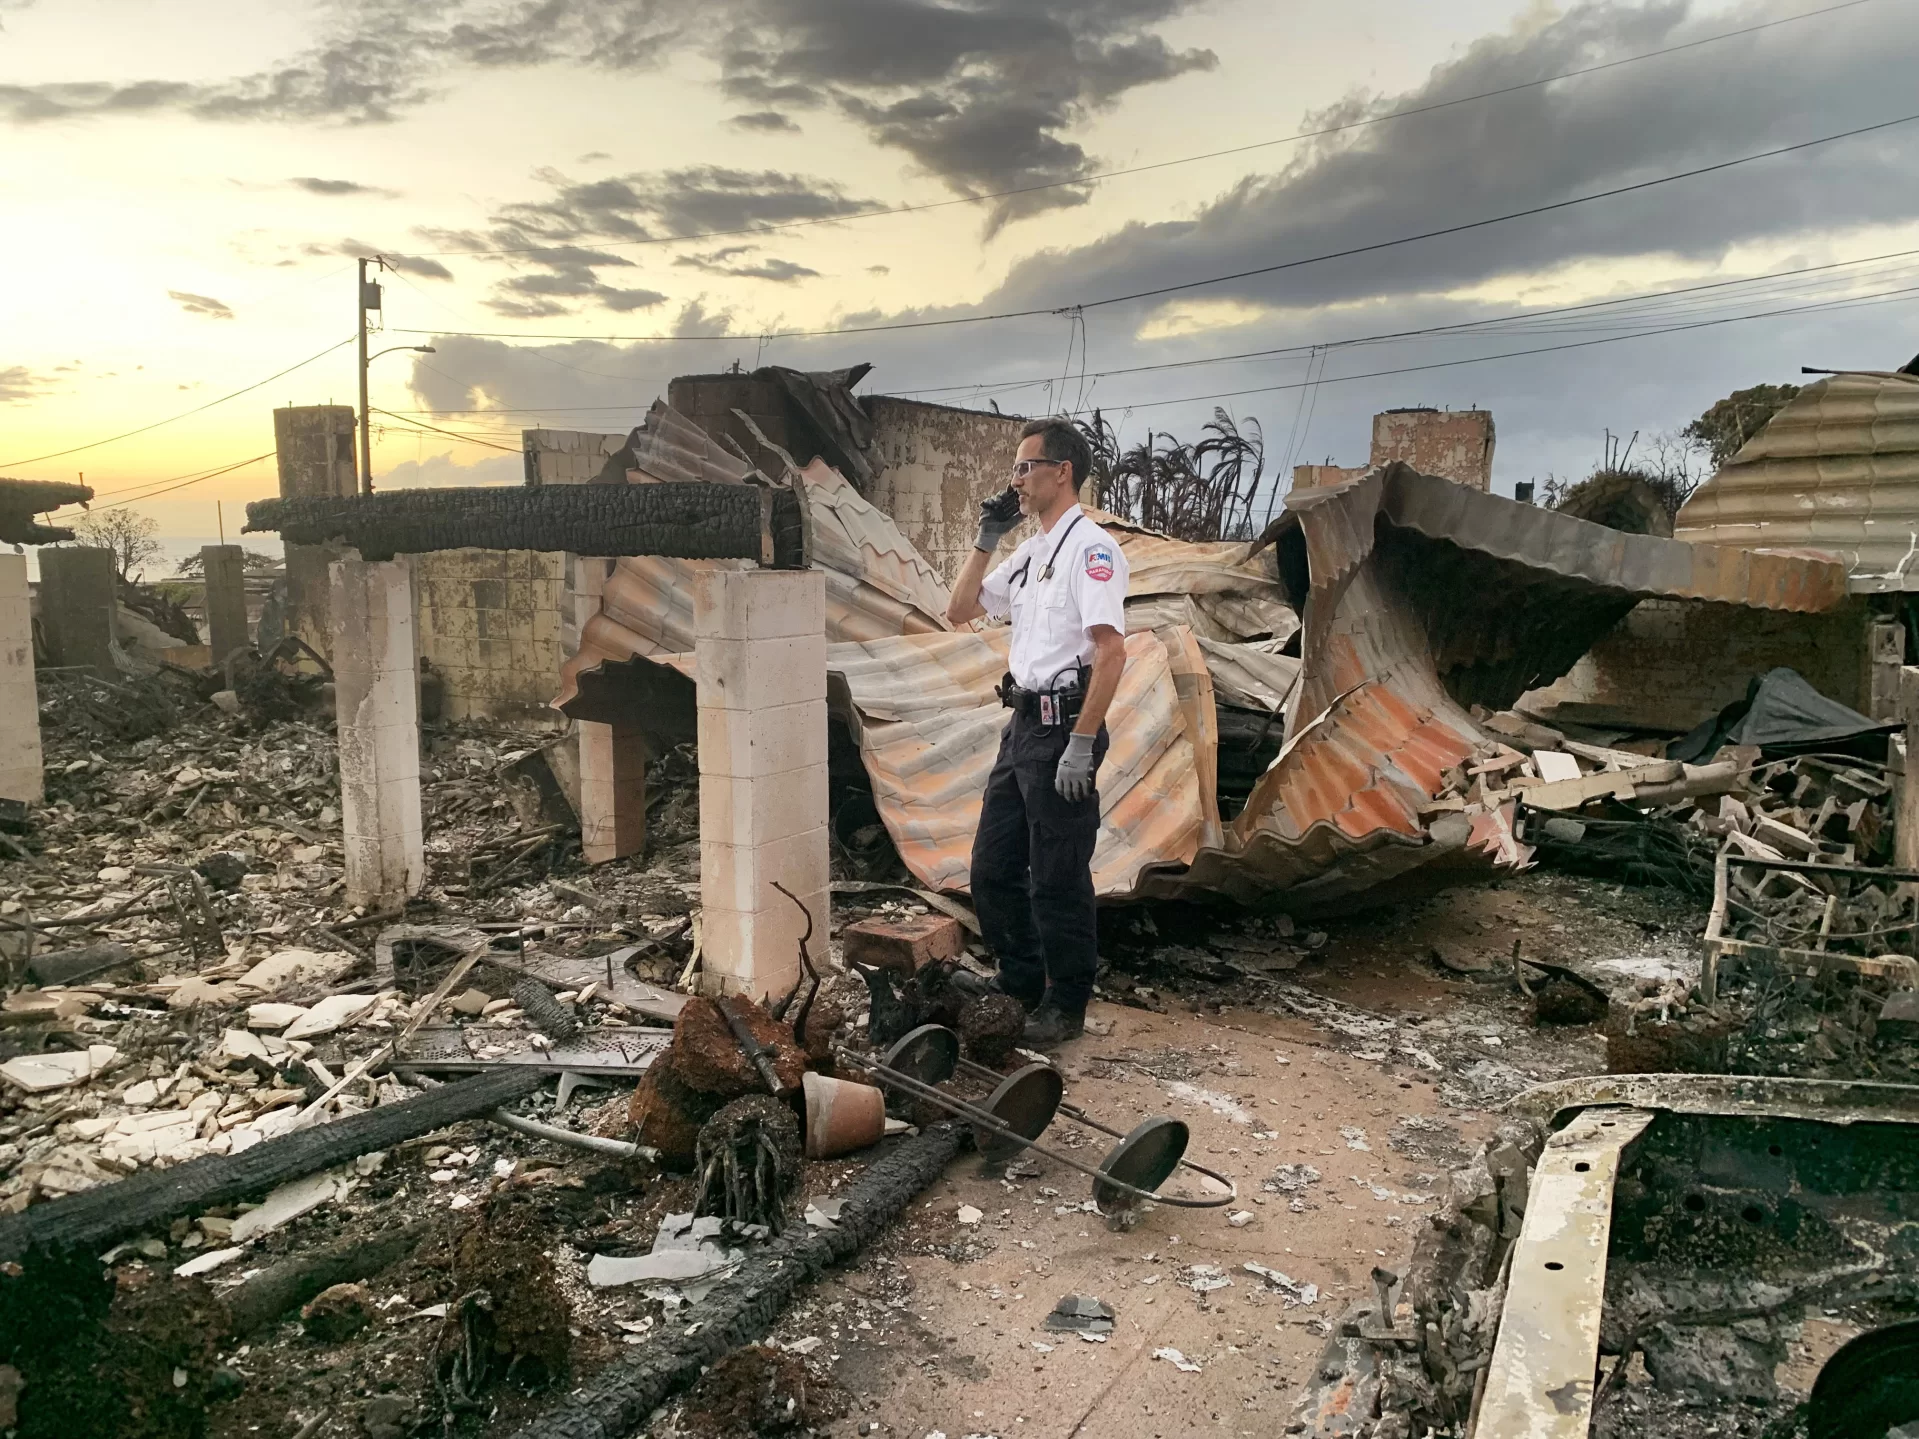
[245,482,807,567]
[0,477,93,546]
[0,1067,540,1262]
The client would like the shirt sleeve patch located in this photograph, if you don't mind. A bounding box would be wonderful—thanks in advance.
[1084,543,1116,582]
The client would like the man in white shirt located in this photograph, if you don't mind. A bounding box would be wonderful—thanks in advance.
[946,417,1130,1047]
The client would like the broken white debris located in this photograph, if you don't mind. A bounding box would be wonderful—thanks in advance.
[586,1251,739,1289]
[174,1246,245,1278]
[1182,1264,1232,1293]
[230,1167,357,1243]
[1340,1126,1372,1151]
[0,1044,118,1093]
[783,1336,825,1356]
[1164,1080,1252,1125]
[1227,1210,1254,1227]
[956,1204,983,1226]
[282,992,377,1041]
[1243,1262,1319,1307]
[1154,1347,1202,1372]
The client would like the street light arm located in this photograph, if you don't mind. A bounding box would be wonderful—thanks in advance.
[368,344,436,363]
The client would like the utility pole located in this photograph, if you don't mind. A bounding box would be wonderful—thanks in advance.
[356,258,384,495]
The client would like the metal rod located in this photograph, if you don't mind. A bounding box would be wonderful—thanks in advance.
[488,1108,657,1160]
[835,1046,1235,1209]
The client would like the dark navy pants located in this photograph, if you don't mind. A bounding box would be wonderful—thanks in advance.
[969,712,1107,1015]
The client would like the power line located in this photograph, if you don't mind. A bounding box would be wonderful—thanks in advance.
[370,410,521,453]
[402,0,1889,261]
[1064,282,1919,415]
[881,245,1919,399]
[48,452,278,515]
[391,110,1919,347]
[1,338,356,470]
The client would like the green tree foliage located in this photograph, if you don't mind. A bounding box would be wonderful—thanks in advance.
[1683,383,1802,469]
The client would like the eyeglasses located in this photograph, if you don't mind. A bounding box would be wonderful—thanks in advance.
[1011,458,1066,479]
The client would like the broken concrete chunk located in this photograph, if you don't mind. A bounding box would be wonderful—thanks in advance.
[246,1002,310,1032]
[166,977,238,1011]
[221,1028,275,1067]
[282,992,376,1041]
[0,1044,118,1093]
[1532,750,1583,783]
[174,1245,245,1278]
[447,988,492,1017]
[230,1168,357,1243]
[1042,1295,1115,1335]
[236,948,353,998]
[843,913,965,974]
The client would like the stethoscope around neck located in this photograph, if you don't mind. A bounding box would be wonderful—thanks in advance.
[1007,511,1084,591]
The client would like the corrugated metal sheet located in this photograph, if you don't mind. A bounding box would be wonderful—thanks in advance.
[555,455,950,714]
[1195,637,1301,712]
[827,629,1203,898]
[626,400,756,486]
[1674,371,1919,576]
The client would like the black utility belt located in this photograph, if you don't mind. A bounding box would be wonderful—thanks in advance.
[997,668,1091,726]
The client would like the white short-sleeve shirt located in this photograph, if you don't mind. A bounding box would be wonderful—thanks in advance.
[978,505,1129,690]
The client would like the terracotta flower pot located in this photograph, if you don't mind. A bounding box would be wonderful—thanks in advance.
[802,1072,887,1159]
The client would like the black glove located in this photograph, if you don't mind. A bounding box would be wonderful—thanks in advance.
[976,487,1022,552]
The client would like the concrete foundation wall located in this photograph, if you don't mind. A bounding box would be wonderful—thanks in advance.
[1521,596,1875,731]
[1370,408,1496,490]
[866,396,1024,584]
[413,548,567,727]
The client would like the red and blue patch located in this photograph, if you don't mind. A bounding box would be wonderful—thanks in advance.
[1084,543,1115,582]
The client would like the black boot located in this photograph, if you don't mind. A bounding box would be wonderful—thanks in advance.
[1022,1001,1084,1049]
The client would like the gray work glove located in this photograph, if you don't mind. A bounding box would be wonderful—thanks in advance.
[1055,731,1097,803]
[976,486,1022,552]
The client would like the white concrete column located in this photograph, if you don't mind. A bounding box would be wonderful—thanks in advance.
[0,554,43,803]
[580,720,646,864]
[695,568,829,1000]
[332,557,423,908]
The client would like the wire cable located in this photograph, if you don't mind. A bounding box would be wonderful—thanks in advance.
[1,338,355,470]
[389,110,1919,346]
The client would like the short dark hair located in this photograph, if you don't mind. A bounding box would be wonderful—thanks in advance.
[1019,416,1092,489]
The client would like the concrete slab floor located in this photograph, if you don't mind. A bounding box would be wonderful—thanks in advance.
[765,1002,1487,1439]
[757,872,1700,1439]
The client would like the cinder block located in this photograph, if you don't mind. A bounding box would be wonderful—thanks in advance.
[699,766,829,848]
[694,633,826,712]
[693,568,827,643]
[701,824,830,916]
[697,699,828,779]
[843,914,965,974]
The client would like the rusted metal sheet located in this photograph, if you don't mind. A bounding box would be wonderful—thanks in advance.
[1476,1107,1656,1439]
[623,400,756,486]
[1676,371,1919,580]
[827,628,1205,898]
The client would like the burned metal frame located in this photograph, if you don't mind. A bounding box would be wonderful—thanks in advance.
[1702,848,1919,1002]
[1475,1108,1657,1438]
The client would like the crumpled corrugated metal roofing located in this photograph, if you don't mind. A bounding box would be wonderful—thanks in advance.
[1125,462,1851,906]
[1195,636,1300,712]
[1674,371,1919,576]
[625,400,756,486]
[826,628,1205,898]
[555,455,950,713]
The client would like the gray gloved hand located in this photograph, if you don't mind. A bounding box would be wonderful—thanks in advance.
[1055,731,1097,803]
[976,486,1022,552]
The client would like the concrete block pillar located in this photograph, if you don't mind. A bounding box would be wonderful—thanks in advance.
[580,721,647,863]
[1871,620,1907,721]
[38,546,117,675]
[0,554,43,803]
[202,545,250,664]
[332,558,423,908]
[695,568,829,1000]
[275,405,358,661]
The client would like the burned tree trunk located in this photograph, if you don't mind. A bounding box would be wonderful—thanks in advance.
[245,483,806,567]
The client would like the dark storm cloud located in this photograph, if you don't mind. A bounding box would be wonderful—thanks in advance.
[0,0,1208,231]
[714,0,1215,231]
[730,110,799,132]
[168,290,234,319]
[978,0,1919,319]
[0,365,48,403]
[419,165,870,313]
[291,175,393,196]
[673,248,819,282]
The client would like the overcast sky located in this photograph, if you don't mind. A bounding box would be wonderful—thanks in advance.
[3,0,1917,540]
